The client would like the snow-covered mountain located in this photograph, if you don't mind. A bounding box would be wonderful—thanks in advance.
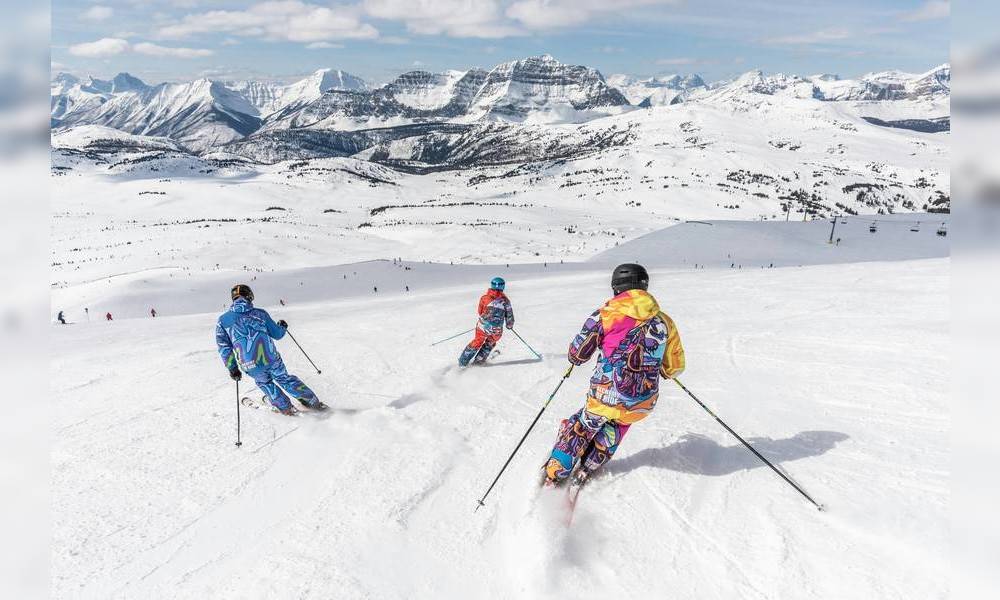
[222,80,286,114]
[607,73,707,106]
[53,78,261,152]
[51,58,950,165]
[221,70,369,115]
[463,54,629,119]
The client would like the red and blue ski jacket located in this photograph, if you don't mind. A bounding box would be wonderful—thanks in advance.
[477,289,514,335]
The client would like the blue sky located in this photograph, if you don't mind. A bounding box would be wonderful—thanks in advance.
[52,1,951,85]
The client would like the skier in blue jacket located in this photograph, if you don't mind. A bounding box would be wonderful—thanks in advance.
[216,284,325,414]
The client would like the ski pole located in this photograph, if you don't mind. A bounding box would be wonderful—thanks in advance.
[429,328,475,347]
[285,329,322,374]
[673,378,824,511]
[235,379,242,448]
[509,328,542,359]
[475,364,574,511]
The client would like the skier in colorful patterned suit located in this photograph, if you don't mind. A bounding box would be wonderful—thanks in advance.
[459,277,515,367]
[543,264,685,487]
[216,284,326,415]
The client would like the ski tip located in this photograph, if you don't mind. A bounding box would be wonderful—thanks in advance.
[475,500,485,512]
[817,504,826,512]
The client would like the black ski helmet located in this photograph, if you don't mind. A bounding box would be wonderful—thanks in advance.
[231,284,254,302]
[611,263,649,295]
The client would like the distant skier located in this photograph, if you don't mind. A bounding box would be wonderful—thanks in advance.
[57,311,66,325]
[459,277,514,367]
[215,284,326,415]
[542,264,685,489]
[105,312,113,321]
[150,308,157,318]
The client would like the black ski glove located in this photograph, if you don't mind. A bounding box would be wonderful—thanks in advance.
[277,319,288,329]
[229,367,242,381]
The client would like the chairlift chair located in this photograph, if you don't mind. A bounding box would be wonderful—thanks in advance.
[910,222,920,232]
[869,221,877,233]
[936,222,947,237]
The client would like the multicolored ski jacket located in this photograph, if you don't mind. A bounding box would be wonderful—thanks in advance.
[568,289,685,424]
[215,298,286,372]
[477,289,514,334]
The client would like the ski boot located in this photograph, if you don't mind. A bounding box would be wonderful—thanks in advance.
[569,468,590,490]
[299,397,329,411]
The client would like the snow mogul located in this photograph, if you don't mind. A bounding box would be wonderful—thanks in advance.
[216,284,326,415]
[458,277,515,367]
[542,264,685,487]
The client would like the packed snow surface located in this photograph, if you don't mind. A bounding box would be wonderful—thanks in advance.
[52,215,948,598]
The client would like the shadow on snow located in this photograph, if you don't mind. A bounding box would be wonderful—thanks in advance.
[605,430,849,477]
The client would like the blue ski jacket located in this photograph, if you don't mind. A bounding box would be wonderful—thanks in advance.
[215,297,286,373]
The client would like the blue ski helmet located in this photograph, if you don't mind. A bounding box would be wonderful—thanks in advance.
[490,277,505,291]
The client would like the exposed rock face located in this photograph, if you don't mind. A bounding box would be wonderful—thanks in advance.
[465,55,630,118]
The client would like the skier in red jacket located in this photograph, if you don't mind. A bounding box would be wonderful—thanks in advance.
[459,277,514,367]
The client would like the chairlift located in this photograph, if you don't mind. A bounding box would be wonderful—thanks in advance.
[910,221,920,232]
[869,221,877,233]
[936,222,947,237]
[841,217,848,225]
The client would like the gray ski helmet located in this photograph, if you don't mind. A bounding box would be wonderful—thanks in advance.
[231,284,254,302]
[611,263,649,295]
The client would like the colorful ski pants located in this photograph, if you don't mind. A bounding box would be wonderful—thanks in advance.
[247,359,317,410]
[544,407,631,482]
[458,327,502,366]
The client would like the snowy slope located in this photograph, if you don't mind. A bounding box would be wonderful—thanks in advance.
[51,249,949,599]
[50,89,949,290]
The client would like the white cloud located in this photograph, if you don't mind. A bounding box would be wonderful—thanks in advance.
[306,41,344,49]
[68,38,130,58]
[765,28,853,45]
[158,1,379,42]
[361,0,676,39]
[220,38,242,46]
[133,42,215,58]
[901,0,949,22]
[68,38,213,59]
[598,45,625,54]
[364,0,520,38]
[506,0,676,30]
[82,6,114,21]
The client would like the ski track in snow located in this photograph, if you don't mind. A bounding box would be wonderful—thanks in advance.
[51,244,948,598]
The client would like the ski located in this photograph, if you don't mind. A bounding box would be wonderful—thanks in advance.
[565,476,587,525]
[240,395,328,416]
